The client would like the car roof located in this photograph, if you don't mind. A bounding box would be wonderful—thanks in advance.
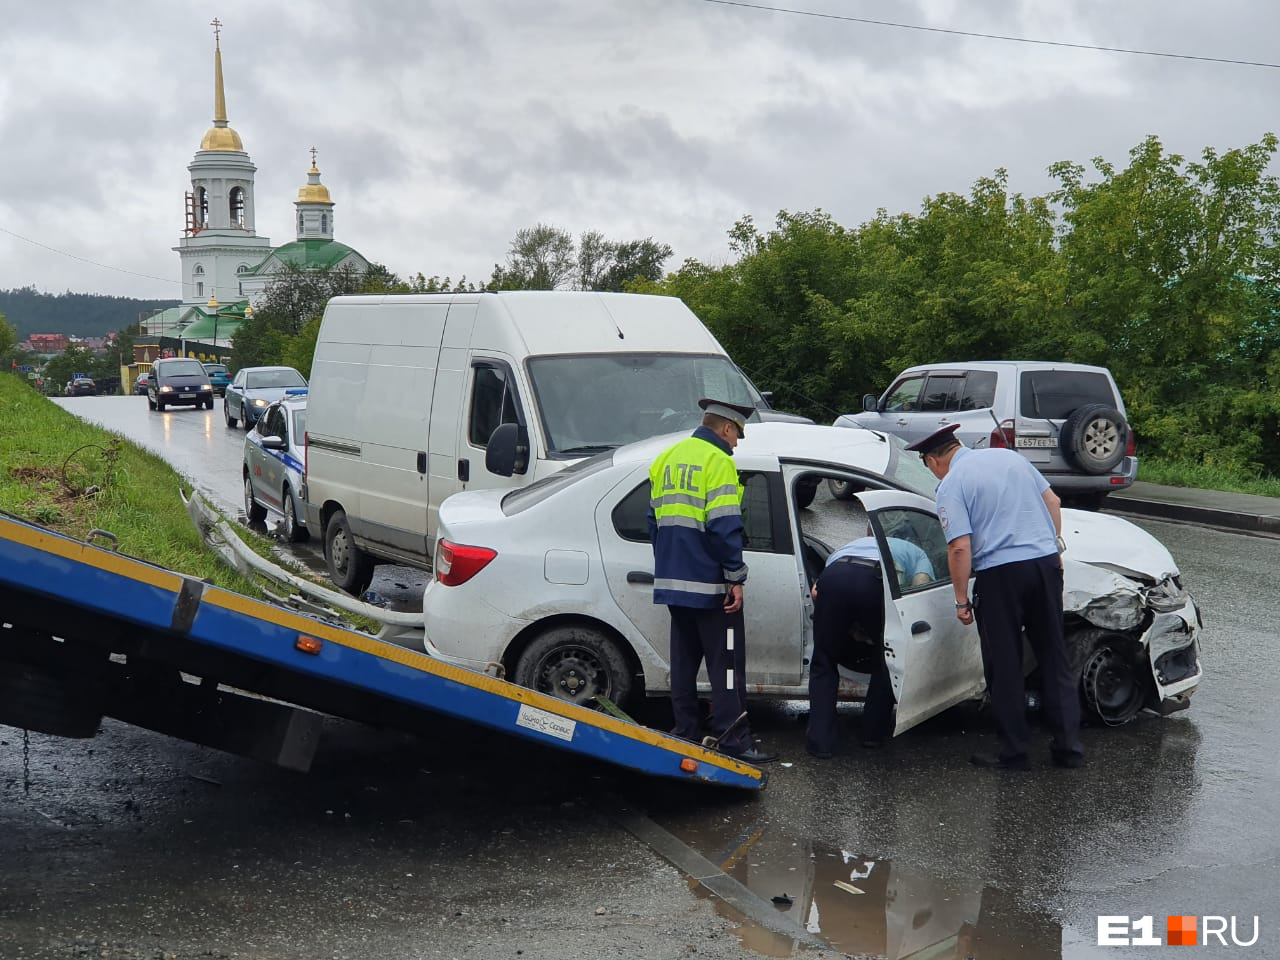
[611,421,893,473]
[898,360,1114,375]
[240,365,301,373]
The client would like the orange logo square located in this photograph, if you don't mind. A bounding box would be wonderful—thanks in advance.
[1167,915,1197,946]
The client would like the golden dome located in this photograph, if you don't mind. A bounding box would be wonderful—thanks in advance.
[200,124,244,152]
[296,165,332,203]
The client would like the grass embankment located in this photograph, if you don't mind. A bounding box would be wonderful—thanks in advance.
[1138,458,1280,499]
[0,374,266,593]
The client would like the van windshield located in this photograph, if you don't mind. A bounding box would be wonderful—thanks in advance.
[527,353,764,456]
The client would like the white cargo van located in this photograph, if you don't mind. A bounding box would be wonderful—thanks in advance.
[303,291,772,594]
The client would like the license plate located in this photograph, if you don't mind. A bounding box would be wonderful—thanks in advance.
[180,393,195,399]
[1017,437,1056,448]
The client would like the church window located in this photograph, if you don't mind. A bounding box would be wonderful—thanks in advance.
[298,213,305,234]
[196,281,204,297]
[230,187,246,227]
[321,213,329,233]
[197,187,209,227]
[237,264,249,274]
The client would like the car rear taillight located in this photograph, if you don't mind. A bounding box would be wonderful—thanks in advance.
[1125,428,1136,457]
[435,539,497,586]
[989,419,1016,449]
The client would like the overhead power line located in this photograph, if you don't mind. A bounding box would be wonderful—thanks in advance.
[698,0,1280,70]
[0,225,174,286]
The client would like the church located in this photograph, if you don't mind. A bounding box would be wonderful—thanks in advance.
[144,20,370,359]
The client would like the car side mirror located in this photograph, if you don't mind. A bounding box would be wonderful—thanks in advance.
[863,393,879,412]
[261,436,286,450]
[485,423,530,477]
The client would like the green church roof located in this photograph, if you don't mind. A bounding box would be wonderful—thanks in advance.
[245,239,365,275]
[180,300,250,339]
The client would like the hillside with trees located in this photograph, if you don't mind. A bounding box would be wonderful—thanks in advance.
[0,288,177,339]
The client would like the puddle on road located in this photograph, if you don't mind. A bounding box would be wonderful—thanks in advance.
[678,824,1061,958]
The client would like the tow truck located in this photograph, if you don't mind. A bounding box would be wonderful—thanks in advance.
[0,508,763,791]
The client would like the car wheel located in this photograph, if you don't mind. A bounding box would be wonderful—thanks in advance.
[243,474,268,523]
[1060,404,1127,474]
[282,486,309,543]
[324,509,374,596]
[827,478,857,500]
[205,397,214,410]
[156,398,166,411]
[1079,638,1147,725]
[513,625,634,709]
[224,402,238,428]
[148,396,156,411]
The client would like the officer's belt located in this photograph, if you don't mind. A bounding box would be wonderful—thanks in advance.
[834,556,880,571]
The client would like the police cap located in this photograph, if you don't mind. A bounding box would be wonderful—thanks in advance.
[905,422,963,457]
[698,397,754,437]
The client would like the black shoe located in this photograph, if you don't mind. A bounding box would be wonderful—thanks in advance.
[1051,749,1085,769]
[726,746,779,764]
[806,743,834,760]
[969,752,1030,771]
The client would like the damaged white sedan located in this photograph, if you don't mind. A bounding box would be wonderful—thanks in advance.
[423,423,1201,733]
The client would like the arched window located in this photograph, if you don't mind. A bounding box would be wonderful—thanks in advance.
[298,212,305,234]
[237,264,249,274]
[197,187,209,227]
[229,187,246,227]
[321,213,329,233]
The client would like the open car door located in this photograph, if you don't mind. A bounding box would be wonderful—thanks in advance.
[853,490,986,734]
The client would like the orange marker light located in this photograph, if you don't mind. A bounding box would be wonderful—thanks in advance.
[679,758,699,773]
[295,635,323,655]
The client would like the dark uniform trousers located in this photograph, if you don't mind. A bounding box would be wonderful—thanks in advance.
[973,554,1083,761]
[668,604,750,754]
[807,558,895,754]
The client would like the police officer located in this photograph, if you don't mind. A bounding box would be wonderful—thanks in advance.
[648,398,777,764]
[909,423,1083,770]
[807,532,934,758]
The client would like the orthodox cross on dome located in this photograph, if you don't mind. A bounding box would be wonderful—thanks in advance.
[211,17,222,45]
[310,146,318,168]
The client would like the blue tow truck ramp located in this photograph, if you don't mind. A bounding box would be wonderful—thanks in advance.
[0,512,763,791]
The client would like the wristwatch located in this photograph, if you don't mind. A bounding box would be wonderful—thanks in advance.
[1056,535,1067,554]
[955,600,972,610]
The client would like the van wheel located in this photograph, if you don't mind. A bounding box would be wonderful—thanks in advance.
[1060,404,1127,474]
[827,478,857,500]
[244,475,267,524]
[282,487,309,543]
[514,625,633,709]
[325,509,374,596]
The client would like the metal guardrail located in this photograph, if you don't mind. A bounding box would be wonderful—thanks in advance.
[181,488,425,646]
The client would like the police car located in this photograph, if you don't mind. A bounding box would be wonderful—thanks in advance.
[242,388,309,542]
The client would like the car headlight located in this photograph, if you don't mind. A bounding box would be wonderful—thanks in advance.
[199,384,212,391]
[1145,575,1188,613]
[159,385,173,393]
[252,398,268,407]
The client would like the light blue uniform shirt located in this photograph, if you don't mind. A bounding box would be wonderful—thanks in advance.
[827,536,935,582]
[935,446,1056,571]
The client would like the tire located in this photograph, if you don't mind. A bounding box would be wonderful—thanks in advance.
[224,402,238,428]
[827,478,857,500]
[1079,639,1147,725]
[204,397,214,410]
[0,665,103,738]
[156,398,166,412]
[513,625,634,709]
[282,486,309,543]
[148,397,156,411]
[243,474,267,523]
[1060,404,1127,475]
[324,509,375,596]
[794,478,818,510]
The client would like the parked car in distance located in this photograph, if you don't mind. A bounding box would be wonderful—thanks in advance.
[133,372,151,396]
[243,390,309,542]
[224,365,307,430]
[836,361,1136,510]
[147,358,214,411]
[64,378,96,397]
[202,363,232,396]
[422,422,1201,734]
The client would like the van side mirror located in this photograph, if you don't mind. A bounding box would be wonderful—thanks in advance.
[485,423,530,477]
[863,393,879,412]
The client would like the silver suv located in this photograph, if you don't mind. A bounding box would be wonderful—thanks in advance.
[836,361,1136,508]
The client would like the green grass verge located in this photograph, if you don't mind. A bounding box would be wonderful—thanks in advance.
[0,374,269,594]
[1138,457,1280,498]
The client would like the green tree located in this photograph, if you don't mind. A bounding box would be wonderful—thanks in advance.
[44,344,98,393]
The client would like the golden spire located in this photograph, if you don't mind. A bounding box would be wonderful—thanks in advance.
[199,17,244,152]
[296,148,333,203]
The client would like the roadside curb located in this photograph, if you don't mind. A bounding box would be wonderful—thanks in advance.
[1107,496,1280,536]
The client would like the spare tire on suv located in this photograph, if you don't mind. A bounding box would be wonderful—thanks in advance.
[1060,403,1128,474]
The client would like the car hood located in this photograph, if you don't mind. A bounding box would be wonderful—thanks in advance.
[245,387,304,403]
[1059,508,1179,582]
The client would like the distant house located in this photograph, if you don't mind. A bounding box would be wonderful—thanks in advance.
[27,334,69,356]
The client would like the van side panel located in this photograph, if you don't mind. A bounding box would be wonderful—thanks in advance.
[426,302,478,544]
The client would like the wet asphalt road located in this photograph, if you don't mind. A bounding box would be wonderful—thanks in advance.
[1,395,1276,958]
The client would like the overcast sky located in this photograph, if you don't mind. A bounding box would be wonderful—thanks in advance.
[2,0,1278,300]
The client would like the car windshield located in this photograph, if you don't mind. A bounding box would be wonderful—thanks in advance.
[501,451,617,515]
[204,364,228,375]
[246,369,307,390]
[526,353,764,456]
[161,359,205,376]
[881,434,942,499]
